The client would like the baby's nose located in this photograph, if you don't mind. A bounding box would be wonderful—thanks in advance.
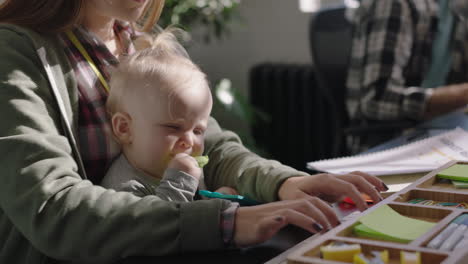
[179,133,194,149]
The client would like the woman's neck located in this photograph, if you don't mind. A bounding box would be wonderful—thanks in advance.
[82,10,115,41]
[82,12,122,57]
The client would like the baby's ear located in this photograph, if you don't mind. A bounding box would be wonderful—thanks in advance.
[111,112,133,145]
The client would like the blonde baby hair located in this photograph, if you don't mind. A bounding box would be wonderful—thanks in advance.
[107,27,209,116]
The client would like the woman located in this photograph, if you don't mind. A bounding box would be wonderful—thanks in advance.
[0,0,386,263]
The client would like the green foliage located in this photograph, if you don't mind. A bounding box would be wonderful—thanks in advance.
[159,0,241,42]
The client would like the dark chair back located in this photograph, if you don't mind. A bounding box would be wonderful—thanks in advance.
[309,5,353,157]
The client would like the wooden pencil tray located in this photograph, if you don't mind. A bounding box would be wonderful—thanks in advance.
[287,161,468,264]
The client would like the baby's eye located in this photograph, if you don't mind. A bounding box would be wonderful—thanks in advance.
[164,124,180,130]
[194,128,205,136]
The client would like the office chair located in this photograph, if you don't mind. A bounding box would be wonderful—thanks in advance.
[309,5,413,157]
[309,5,352,157]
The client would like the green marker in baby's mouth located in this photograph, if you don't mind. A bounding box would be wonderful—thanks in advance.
[194,156,209,168]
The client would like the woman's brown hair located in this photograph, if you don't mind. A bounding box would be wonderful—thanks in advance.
[137,0,165,32]
[0,0,164,33]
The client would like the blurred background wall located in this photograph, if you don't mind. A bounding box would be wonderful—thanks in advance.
[188,0,343,134]
[189,0,312,99]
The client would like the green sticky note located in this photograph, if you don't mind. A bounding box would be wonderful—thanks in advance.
[356,205,435,243]
[437,164,468,182]
[354,224,410,243]
[452,180,468,188]
[194,156,209,168]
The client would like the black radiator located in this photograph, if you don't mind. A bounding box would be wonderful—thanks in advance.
[249,63,333,171]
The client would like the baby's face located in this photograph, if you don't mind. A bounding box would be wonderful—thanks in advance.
[125,78,212,179]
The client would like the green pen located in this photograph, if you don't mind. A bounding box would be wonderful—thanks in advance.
[198,190,259,206]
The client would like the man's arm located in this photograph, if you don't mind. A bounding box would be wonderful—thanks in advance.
[424,83,468,118]
[347,0,429,121]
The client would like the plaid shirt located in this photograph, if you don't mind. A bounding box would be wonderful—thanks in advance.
[346,0,468,124]
[61,22,136,184]
[60,22,236,246]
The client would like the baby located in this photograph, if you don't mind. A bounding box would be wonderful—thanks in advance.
[101,29,235,201]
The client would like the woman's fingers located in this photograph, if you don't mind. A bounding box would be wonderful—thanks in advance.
[285,198,331,230]
[349,170,388,192]
[292,193,340,229]
[279,208,325,233]
[289,193,339,228]
[234,199,339,247]
[268,199,336,231]
[325,176,368,211]
[339,175,382,203]
[336,173,383,207]
[254,215,288,244]
[306,197,341,227]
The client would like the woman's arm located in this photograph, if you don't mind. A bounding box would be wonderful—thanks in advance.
[203,117,309,203]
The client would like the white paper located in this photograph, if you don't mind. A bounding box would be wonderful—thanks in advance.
[307,127,468,176]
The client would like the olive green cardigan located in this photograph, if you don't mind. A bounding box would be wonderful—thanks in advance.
[0,24,307,263]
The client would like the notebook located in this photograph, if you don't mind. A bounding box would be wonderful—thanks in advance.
[307,127,468,176]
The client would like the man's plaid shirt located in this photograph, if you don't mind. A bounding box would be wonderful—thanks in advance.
[346,0,468,125]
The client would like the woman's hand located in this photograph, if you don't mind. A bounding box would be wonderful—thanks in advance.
[233,197,340,247]
[278,172,387,211]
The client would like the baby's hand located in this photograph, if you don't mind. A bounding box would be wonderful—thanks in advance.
[168,153,202,180]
